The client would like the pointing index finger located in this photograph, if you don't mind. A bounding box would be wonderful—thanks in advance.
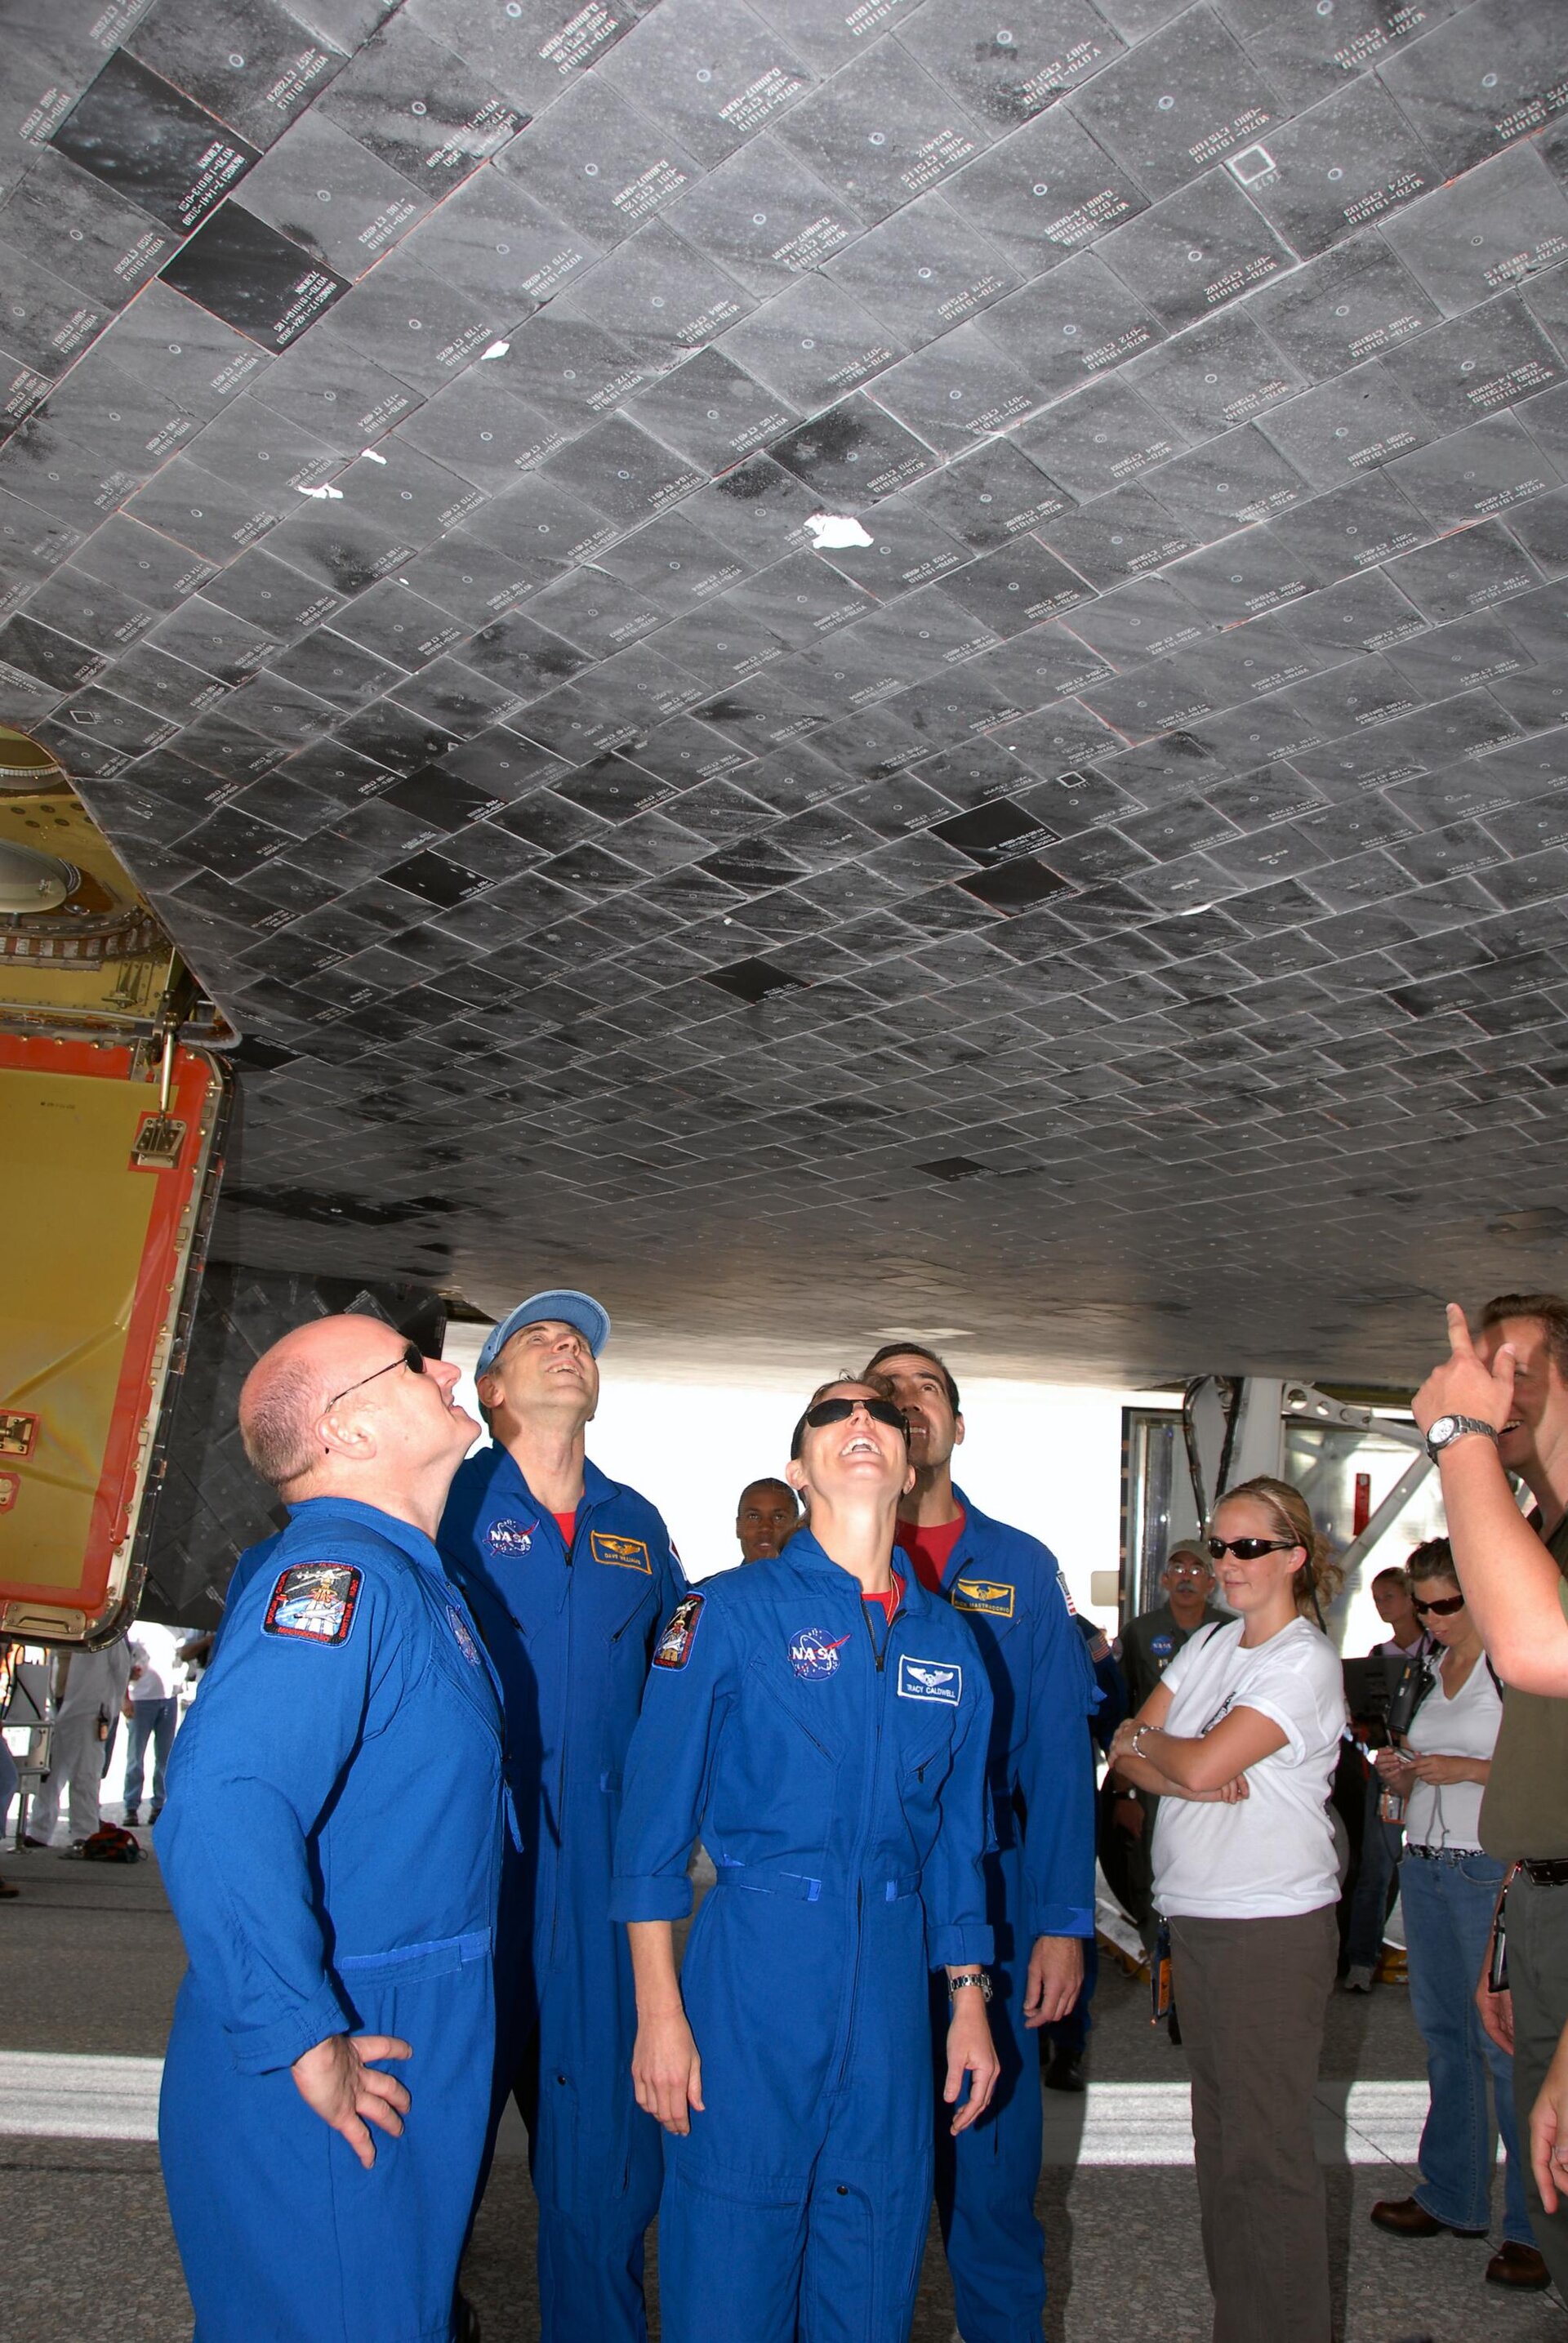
[1446,1302,1477,1360]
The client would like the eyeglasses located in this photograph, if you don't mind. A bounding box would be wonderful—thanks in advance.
[323,1342,425,1412]
[804,1397,908,1435]
[1205,1536,1300,1562]
[1166,1561,1211,1578]
[1412,1592,1466,1617]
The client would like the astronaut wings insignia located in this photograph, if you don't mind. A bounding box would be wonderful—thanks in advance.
[897,1655,962,1704]
[951,1575,1015,1618]
[591,1530,653,1573]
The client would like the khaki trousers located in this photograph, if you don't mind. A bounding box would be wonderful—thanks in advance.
[1169,1904,1338,2343]
[1506,1870,1568,2288]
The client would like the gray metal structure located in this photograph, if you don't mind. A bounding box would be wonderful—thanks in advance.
[2,0,1566,1384]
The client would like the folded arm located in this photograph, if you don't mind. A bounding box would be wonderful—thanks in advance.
[1109,1683,1285,1799]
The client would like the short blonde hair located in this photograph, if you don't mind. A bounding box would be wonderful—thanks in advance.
[238,1355,322,1487]
[1216,1475,1344,1617]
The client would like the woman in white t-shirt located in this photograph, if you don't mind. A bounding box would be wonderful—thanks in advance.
[1368,1539,1544,2286]
[1109,1475,1346,2343]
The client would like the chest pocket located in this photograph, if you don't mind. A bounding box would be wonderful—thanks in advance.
[893,1678,960,1784]
[948,1570,1021,1647]
[603,1575,657,1650]
[423,1591,503,1744]
[747,1650,845,1766]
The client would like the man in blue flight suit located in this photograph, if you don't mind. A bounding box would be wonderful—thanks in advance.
[864,1342,1098,2343]
[438,1290,684,2343]
[157,1313,509,2343]
[612,1374,1000,2343]
[1042,1615,1129,2093]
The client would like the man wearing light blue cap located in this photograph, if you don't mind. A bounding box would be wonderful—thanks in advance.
[438,1290,684,2343]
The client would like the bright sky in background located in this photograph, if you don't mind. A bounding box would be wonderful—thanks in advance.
[441,1326,1443,1654]
[443,1324,1145,1627]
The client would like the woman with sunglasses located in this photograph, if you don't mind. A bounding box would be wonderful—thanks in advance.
[610,1374,996,2343]
[1368,1540,1546,2286]
[1108,1475,1346,2343]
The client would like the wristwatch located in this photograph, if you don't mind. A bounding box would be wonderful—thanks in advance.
[947,1969,993,2002]
[1425,1414,1499,1462]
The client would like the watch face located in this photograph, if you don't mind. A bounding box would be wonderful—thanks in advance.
[1428,1416,1458,1445]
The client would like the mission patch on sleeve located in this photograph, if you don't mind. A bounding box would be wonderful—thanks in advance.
[263,1562,363,1646]
[653,1592,705,1669]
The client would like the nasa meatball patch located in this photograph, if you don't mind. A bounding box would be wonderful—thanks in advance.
[487,1517,535,1557]
[897,1654,962,1704]
[264,1563,362,1646]
[789,1626,850,1682]
[653,1592,704,1669]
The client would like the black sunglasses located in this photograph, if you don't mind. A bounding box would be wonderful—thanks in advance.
[1413,1592,1466,1616]
[804,1397,909,1436]
[324,1341,425,1412]
[1205,1535,1300,1562]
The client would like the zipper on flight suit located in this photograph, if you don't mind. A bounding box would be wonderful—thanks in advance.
[858,1583,905,1673]
[834,1590,906,2092]
[548,1504,586,1966]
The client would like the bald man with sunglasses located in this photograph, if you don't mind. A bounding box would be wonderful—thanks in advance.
[157,1313,510,2343]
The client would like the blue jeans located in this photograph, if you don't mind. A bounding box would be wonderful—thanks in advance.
[1345,1771,1400,1969]
[124,1697,177,1814]
[1401,1849,1534,2244]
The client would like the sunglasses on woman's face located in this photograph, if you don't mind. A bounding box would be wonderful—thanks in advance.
[1412,1592,1466,1617]
[804,1397,907,1434]
[1205,1536,1298,1562]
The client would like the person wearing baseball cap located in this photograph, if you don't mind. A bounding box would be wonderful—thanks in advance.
[438,1290,684,2343]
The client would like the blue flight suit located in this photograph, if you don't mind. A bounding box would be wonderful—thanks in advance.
[438,1447,684,2343]
[610,1530,994,2343]
[157,1497,509,2343]
[1045,1618,1129,2062]
[922,1490,1098,2343]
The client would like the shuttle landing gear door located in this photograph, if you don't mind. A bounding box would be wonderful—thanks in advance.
[0,1034,228,1648]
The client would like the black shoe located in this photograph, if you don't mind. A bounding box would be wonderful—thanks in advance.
[147,1805,163,1824]
[1370,2196,1486,2239]
[1167,2007,1183,2047]
[1044,2047,1086,2094]
[122,1811,140,1826]
[21,1836,48,1850]
[454,2292,481,2342]
[1486,2242,1551,2288]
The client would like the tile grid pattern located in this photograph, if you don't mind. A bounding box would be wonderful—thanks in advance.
[2,0,1567,1376]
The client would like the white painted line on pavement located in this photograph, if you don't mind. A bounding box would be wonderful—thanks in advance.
[1041,2079,1436,2167]
[0,2050,162,2140]
[0,2053,1440,2171]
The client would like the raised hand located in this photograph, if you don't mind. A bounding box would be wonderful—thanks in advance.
[1410,1303,1515,1438]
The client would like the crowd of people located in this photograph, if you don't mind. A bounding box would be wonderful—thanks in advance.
[82,1287,1568,2341]
[0,1632,194,1892]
